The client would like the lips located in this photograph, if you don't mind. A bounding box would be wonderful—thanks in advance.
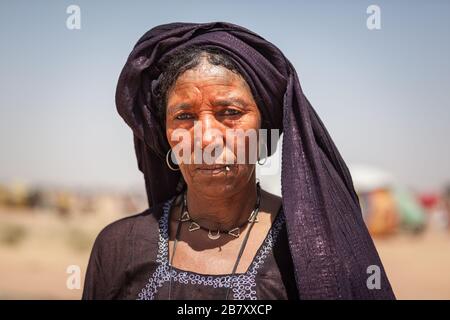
[195,164,235,174]
[196,164,228,170]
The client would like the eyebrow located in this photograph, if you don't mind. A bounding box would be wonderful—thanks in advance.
[212,97,248,108]
[167,102,193,115]
[167,97,249,114]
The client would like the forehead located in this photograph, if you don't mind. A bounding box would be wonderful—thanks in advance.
[168,59,251,97]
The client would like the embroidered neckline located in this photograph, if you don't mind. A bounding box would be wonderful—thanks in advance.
[138,196,285,300]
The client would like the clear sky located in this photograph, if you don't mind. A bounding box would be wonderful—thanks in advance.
[0,0,449,192]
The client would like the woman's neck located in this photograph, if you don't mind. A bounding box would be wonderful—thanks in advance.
[185,179,258,231]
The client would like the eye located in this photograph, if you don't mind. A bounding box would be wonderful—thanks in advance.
[219,108,242,117]
[175,113,195,120]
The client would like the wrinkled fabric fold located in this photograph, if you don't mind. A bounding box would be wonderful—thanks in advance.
[115,21,395,299]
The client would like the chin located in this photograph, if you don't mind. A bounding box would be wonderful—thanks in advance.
[192,172,242,192]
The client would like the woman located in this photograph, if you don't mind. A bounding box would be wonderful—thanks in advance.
[82,22,395,300]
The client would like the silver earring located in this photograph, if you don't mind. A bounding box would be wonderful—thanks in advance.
[166,149,180,171]
[257,142,268,165]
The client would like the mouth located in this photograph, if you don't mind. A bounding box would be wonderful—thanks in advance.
[195,164,236,175]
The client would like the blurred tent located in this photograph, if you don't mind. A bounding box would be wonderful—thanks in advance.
[252,141,429,237]
[350,164,395,193]
[349,164,426,236]
[393,188,427,233]
[419,193,440,211]
[419,189,450,231]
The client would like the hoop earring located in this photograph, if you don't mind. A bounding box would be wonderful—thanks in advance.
[257,142,268,165]
[166,149,180,171]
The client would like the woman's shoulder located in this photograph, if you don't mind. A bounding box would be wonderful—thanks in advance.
[83,201,167,299]
[92,201,164,249]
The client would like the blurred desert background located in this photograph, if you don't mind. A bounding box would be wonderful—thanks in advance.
[0,183,148,299]
[0,172,449,299]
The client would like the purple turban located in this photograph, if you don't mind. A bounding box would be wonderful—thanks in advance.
[115,21,395,299]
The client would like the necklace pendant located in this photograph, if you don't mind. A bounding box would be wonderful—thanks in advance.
[188,221,200,232]
[208,229,221,240]
[180,210,191,222]
[248,211,259,223]
[228,227,240,238]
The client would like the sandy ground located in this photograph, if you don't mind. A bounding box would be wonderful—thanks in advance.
[374,230,450,299]
[0,208,120,299]
[0,209,449,300]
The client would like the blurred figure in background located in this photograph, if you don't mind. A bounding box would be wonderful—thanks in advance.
[351,164,427,237]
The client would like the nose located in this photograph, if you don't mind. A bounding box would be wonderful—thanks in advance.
[194,114,225,159]
[202,115,219,146]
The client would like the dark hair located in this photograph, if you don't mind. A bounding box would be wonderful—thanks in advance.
[154,46,245,125]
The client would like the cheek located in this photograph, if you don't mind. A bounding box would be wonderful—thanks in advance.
[166,128,177,148]
[166,127,194,165]
[242,109,261,130]
[226,112,261,164]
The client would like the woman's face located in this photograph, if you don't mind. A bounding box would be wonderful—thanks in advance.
[165,56,261,196]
